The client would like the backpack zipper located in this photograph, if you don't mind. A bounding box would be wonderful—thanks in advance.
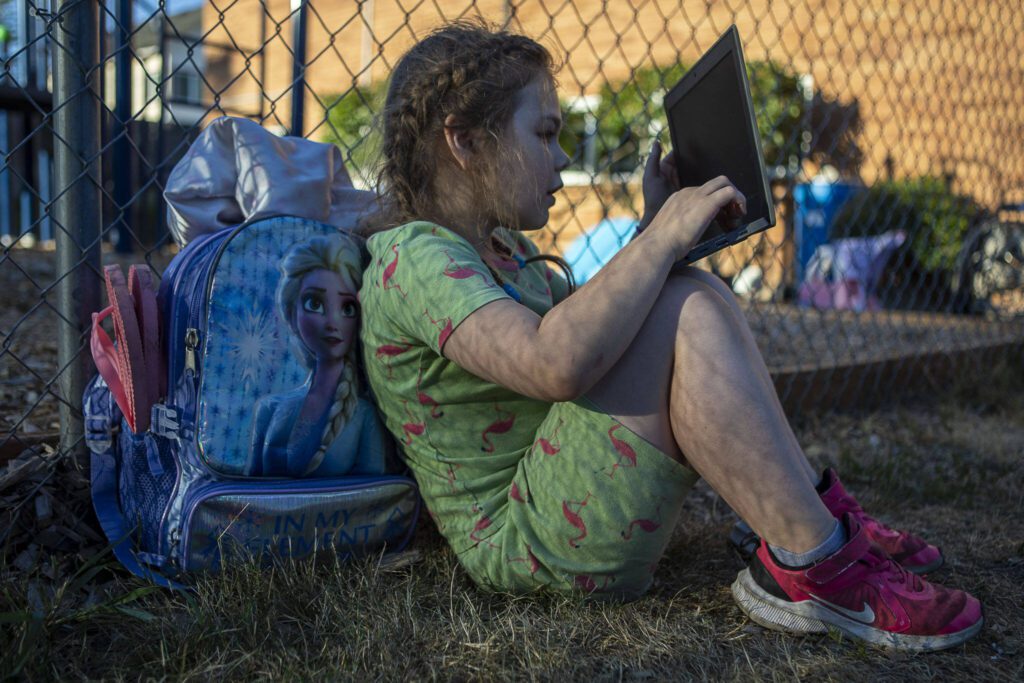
[184,328,199,375]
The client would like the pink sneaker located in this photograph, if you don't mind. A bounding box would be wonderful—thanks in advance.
[731,514,983,652]
[819,468,943,574]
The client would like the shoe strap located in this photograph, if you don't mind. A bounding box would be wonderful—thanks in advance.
[805,515,871,583]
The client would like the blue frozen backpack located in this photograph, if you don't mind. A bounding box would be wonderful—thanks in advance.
[84,216,420,587]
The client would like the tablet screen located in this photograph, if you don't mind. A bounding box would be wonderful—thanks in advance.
[666,34,772,246]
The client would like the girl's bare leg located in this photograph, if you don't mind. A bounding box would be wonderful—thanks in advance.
[583,267,832,553]
[678,268,819,487]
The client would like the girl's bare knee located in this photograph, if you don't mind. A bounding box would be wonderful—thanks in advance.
[663,271,730,317]
[671,264,705,279]
[674,266,737,302]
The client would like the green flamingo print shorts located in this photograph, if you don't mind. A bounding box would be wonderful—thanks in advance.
[456,397,699,600]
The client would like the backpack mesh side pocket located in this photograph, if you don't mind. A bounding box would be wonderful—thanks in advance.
[117,428,178,556]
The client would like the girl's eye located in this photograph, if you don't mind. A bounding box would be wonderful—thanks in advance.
[302,294,325,314]
[341,301,359,318]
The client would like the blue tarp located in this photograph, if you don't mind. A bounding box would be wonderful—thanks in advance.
[564,217,639,284]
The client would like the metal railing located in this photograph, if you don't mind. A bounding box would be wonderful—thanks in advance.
[1,0,1023,489]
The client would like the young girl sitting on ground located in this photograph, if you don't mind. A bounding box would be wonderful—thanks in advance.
[358,21,982,651]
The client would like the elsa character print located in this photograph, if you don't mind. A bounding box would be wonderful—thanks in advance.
[247,233,390,478]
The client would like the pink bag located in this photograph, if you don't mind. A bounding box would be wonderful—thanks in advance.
[797,278,882,312]
[90,264,163,433]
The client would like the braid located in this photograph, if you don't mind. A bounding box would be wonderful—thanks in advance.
[371,20,558,232]
[305,359,357,475]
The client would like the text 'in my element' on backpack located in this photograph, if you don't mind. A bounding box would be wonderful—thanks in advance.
[84,216,420,586]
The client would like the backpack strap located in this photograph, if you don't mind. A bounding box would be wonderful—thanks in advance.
[92,264,159,433]
[90,305,133,432]
[129,265,164,406]
[90,439,188,590]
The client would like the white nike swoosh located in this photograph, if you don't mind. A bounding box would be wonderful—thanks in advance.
[809,595,876,624]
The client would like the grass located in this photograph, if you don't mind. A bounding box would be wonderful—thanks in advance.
[2,369,1023,681]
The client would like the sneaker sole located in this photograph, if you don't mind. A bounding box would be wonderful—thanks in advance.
[731,568,983,652]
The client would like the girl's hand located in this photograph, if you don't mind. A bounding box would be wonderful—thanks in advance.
[644,175,747,263]
[637,140,680,234]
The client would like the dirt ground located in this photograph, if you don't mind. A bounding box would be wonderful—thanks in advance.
[1,379,1022,680]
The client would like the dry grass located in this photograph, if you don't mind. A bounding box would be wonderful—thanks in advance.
[2,369,1023,681]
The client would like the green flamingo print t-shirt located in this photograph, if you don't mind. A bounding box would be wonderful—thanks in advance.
[360,221,568,552]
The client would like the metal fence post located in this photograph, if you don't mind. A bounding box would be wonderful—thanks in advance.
[114,0,134,253]
[52,0,102,460]
[290,0,308,136]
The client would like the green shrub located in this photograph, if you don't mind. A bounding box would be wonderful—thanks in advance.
[829,177,982,272]
[746,61,805,168]
[321,82,388,185]
[586,63,689,173]
[563,60,804,175]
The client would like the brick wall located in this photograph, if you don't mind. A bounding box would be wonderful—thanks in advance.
[199,0,1024,283]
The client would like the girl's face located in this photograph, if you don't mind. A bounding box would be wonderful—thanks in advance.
[499,77,570,231]
[295,268,358,364]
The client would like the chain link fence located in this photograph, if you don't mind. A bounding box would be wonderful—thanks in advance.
[2,0,1023,511]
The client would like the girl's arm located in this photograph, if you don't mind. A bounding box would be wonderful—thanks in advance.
[444,174,744,402]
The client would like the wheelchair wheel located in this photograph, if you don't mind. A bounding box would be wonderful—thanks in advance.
[953,220,1024,320]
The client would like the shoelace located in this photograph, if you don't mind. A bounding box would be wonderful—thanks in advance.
[860,543,923,590]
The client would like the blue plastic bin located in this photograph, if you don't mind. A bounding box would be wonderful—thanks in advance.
[564,217,639,284]
[793,181,860,283]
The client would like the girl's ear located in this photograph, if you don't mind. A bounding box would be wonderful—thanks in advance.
[443,114,477,170]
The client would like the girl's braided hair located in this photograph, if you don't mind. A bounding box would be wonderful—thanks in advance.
[373,21,557,231]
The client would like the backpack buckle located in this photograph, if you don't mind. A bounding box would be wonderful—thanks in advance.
[84,415,116,455]
[151,404,180,441]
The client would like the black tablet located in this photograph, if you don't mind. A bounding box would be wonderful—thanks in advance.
[664,25,775,265]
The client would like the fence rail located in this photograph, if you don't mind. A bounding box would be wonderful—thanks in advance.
[1,0,1023,479]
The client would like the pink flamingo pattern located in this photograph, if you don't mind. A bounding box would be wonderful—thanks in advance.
[542,268,556,299]
[509,480,527,503]
[621,505,662,541]
[422,308,454,349]
[442,250,492,285]
[605,425,638,479]
[399,400,425,446]
[506,544,540,575]
[444,463,462,492]
[381,244,408,297]
[468,505,498,548]
[532,418,564,456]
[562,492,593,549]
[480,404,516,452]
[415,367,444,418]
[375,342,413,379]
[362,224,696,597]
